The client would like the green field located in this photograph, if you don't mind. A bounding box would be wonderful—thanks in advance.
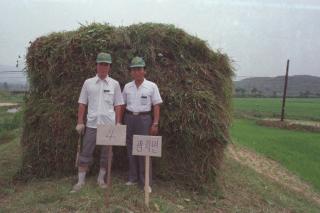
[1,93,320,211]
[0,91,24,144]
[1,128,319,212]
[0,91,25,104]
[0,107,22,145]
[233,98,320,121]
[231,119,320,192]
[232,97,320,192]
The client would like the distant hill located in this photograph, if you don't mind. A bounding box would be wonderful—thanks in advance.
[0,64,19,72]
[0,64,27,83]
[234,75,320,97]
[0,64,28,91]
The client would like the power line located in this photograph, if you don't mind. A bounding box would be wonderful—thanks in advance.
[0,77,27,79]
[0,71,25,73]
[0,73,27,78]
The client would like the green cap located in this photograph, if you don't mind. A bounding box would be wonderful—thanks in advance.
[96,52,112,64]
[129,56,145,68]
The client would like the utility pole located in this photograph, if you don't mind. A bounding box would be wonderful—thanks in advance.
[280,59,290,121]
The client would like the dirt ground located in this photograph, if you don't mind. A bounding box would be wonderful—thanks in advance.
[257,118,320,132]
[0,103,19,107]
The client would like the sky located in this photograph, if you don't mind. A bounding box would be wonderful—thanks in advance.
[0,0,319,81]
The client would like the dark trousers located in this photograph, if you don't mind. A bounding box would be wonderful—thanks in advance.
[124,113,152,186]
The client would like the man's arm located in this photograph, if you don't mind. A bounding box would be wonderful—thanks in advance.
[114,105,123,124]
[152,104,160,125]
[77,80,88,125]
[114,82,125,124]
[76,103,87,135]
[149,104,160,135]
[77,103,87,124]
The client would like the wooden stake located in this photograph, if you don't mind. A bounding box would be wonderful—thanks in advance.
[105,146,113,207]
[75,134,82,168]
[107,146,113,187]
[144,155,150,207]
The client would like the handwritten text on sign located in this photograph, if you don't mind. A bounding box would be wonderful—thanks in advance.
[96,124,127,146]
[132,135,162,157]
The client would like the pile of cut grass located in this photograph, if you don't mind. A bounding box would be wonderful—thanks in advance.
[22,23,233,188]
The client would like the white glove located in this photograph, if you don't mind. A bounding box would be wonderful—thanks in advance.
[75,124,85,135]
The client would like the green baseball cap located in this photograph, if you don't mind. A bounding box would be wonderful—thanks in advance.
[129,56,145,68]
[96,52,112,64]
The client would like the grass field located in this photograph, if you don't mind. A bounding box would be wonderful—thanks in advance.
[0,91,25,104]
[232,97,320,192]
[233,98,320,121]
[1,131,319,212]
[1,93,320,211]
[0,91,24,144]
[231,118,320,192]
[0,107,22,145]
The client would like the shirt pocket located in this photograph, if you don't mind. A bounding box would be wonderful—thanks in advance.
[140,89,152,106]
[103,91,114,105]
[140,95,148,105]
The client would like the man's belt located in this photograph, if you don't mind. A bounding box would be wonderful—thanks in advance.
[126,110,151,116]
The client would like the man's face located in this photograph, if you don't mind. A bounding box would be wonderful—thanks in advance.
[130,67,145,81]
[96,63,111,79]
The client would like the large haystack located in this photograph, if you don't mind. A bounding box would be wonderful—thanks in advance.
[22,23,233,188]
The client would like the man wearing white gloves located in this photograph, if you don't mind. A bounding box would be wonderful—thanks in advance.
[72,52,124,193]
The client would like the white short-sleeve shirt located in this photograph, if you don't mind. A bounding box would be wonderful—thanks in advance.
[78,75,124,128]
[122,79,163,112]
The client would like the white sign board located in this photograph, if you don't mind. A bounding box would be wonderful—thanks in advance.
[96,124,126,146]
[132,135,162,157]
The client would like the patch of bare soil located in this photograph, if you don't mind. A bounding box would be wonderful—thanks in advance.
[257,119,320,132]
[0,103,19,107]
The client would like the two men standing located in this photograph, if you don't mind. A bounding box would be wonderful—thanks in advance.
[72,53,162,192]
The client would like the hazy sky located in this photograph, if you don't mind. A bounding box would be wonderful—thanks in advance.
[0,0,319,80]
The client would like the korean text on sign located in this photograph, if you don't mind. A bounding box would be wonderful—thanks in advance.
[132,135,162,157]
